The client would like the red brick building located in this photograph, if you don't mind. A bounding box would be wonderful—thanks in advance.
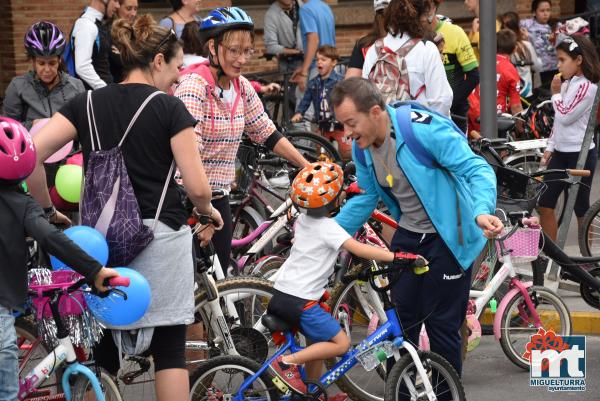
[1,0,568,97]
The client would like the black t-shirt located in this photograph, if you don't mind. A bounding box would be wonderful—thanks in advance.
[349,40,366,70]
[59,83,196,230]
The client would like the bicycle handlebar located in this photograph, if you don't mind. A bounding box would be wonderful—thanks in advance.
[256,157,287,167]
[566,169,591,177]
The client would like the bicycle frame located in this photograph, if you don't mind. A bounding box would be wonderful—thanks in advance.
[233,307,437,401]
[18,298,106,401]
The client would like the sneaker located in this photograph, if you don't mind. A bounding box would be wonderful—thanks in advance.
[270,355,307,394]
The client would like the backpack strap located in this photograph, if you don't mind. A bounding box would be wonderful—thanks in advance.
[118,91,163,147]
[392,103,438,168]
[86,90,102,151]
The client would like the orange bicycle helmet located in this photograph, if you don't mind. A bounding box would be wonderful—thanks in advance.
[290,161,344,210]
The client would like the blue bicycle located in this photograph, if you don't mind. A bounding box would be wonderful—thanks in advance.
[188,259,466,401]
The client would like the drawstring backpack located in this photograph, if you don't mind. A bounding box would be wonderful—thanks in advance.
[81,90,175,266]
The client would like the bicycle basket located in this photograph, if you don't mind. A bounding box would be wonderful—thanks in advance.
[495,226,542,264]
[494,165,546,213]
[28,269,103,348]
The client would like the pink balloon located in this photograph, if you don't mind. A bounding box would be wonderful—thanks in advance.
[49,186,79,211]
[29,118,74,164]
[66,153,83,166]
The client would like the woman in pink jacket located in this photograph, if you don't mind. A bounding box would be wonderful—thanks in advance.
[174,7,309,270]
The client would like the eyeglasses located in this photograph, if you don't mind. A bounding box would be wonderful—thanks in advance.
[156,29,176,52]
[221,45,256,60]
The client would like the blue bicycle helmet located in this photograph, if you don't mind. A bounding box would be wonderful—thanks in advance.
[199,7,254,42]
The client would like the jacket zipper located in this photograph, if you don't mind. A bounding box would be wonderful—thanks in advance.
[375,143,467,276]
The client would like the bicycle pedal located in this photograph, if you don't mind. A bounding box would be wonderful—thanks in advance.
[272,376,290,393]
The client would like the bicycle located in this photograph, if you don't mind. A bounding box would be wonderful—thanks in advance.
[19,271,127,401]
[188,254,466,401]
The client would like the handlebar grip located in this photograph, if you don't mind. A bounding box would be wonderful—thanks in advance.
[257,158,286,167]
[108,276,130,287]
[566,169,591,177]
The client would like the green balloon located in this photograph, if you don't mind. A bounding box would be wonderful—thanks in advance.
[21,181,28,192]
[55,164,83,203]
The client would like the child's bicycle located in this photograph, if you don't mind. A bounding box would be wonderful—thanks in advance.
[188,254,466,401]
[18,271,129,401]
[420,210,572,369]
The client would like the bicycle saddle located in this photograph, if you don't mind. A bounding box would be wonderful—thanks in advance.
[497,116,516,136]
[262,314,293,333]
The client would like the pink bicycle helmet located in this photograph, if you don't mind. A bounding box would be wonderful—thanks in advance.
[0,117,36,182]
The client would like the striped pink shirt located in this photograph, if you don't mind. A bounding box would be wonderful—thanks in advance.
[174,63,276,190]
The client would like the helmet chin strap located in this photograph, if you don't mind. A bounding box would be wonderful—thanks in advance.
[209,37,227,98]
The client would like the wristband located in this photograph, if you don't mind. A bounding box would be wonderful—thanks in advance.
[44,205,57,220]
[193,206,213,225]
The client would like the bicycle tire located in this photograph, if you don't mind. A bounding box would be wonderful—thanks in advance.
[189,277,275,365]
[579,267,600,309]
[578,197,600,257]
[71,368,123,401]
[384,351,466,401]
[499,286,572,370]
[189,355,279,401]
[16,317,63,395]
[286,130,343,164]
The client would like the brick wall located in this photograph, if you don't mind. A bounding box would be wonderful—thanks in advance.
[1,0,563,97]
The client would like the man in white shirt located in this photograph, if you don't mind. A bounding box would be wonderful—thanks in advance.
[72,0,120,89]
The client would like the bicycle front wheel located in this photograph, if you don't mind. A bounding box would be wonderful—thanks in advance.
[578,198,600,257]
[71,368,123,401]
[499,286,572,370]
[189,355,279,401]
[385,351,466,401]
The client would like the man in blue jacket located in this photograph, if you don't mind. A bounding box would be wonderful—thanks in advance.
[331,78,503,375]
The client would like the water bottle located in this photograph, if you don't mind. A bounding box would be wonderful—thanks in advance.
[357,340,396,371]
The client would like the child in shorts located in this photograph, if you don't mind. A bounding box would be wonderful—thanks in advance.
[268,161,427,395]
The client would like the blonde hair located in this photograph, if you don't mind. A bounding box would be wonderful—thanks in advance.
[111,14,181,73]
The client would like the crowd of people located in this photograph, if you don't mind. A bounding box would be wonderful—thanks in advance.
[1,0,600,400]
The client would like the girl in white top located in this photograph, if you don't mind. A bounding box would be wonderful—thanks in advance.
[538,35,600,240]
[361,0,452,115]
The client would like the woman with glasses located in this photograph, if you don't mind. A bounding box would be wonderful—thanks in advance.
[26,14,223,401]
[174,6,310,271]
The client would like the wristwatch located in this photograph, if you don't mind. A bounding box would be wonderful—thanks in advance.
[44,205,57,220]
[193,206,213,225]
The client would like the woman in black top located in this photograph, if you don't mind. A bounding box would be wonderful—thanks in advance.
[27,14,222,401]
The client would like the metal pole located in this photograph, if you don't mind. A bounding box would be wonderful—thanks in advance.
[479,0,497,139]
[546,88,600,285]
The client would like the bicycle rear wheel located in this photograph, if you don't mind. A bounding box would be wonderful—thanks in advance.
[499,286,572,369]
[384,352,466,401]
[286,131,342,164]
[189,355,279,401]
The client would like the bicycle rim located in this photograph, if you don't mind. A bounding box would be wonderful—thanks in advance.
[499,286,572,369]
[579,198,600,257]
[286,131,342,163]
[385,352,465,401]
[189,355,278,401]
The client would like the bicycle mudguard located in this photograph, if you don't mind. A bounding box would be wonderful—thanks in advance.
[62,362,107,401]
[493,280,533,340]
